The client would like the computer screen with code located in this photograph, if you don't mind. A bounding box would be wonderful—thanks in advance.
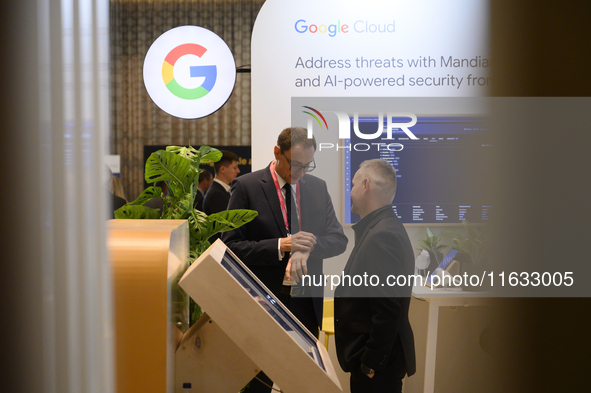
[344,116,492,224]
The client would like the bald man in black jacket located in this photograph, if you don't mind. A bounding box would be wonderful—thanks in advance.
[335,159,416,393]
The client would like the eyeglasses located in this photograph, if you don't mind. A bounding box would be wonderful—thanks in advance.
[282,151,316,173]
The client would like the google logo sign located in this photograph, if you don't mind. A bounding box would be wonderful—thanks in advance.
[162,44,217,100]
[144,26,236,119]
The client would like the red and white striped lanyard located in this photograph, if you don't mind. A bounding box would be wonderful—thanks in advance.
[270,160,301,235]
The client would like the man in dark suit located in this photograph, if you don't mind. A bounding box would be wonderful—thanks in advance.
[194,169,212,211]
[203,150,240,215]
[223,127,348,393]
[335,159,416,393]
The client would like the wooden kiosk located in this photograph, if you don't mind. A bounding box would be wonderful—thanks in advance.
[178,239,343,393]
[108,220,341,393]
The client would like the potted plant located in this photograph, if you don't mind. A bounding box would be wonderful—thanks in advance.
[415,227,447,273]
[115,145,257,325]
[445,220,490,279]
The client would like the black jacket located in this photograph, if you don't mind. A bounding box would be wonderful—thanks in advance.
[203,180,230,215]
[334,205,416,376]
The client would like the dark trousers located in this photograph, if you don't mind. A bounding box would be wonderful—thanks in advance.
[289,295,319,338]
[350,372,402,393]
[350,360,406,393]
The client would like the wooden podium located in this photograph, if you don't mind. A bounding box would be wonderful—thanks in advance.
[108,219,189,393]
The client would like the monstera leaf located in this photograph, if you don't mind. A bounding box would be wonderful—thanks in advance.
[145,150,196,196]
[166,145,201,175]
[166,145,222,173]
[161,193,195,220]
[114,186,163,218]
[114,205,160,219]
[196,146,222,164]
[166,145,200,161]
[187,209,258,261]
[127,186,163,206]
[192,209,258,243]
[187,209,209,259]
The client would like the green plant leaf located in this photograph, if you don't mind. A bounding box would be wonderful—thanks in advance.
[417,239,430,248]
[415,228,448,257]
[455,238,470,252]
[463,220,478,239]
[161,194,194,220]
[443,229,463,240]
[189,207,209,227]
[191,241,212,261]
[166,145,200,161]
[166,145,201,176]
[194,209,258,242]
[433,243,446,253]
[114,205,160,219]
[145,150,196,195]
[166,145,222,168]
[127,186,162,206]
[197,146,223,164]
[186,208,210,256]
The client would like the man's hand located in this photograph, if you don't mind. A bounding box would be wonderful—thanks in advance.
[289,250,310,284]
[291,231,317,252]
[280,231,316,254]
[361,364,376,379]
[280,236,291,253]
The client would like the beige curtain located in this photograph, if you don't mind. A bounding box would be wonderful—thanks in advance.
[110,0,265,199]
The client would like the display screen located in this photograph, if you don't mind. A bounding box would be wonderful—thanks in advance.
[426,248,460,285]
[344,116,492,224]
[220,250,325,371]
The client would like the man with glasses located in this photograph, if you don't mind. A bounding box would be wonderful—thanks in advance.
[223,127,347,393]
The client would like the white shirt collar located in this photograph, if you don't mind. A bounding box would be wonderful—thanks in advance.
[274,169,295,191]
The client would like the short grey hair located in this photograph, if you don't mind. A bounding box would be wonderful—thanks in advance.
[356,159,397,203]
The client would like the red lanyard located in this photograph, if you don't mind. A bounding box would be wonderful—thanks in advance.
[270,160,301,234]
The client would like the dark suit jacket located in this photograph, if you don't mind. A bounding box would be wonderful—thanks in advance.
[194,189,205,211]
[203,181,231,243]
[334,205,416,377]
[222,164,348,325]
[203,180,230,215]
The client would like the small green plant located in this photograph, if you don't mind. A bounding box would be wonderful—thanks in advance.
[445,220,489,265]
[415,227,447,264]
[115,145,257,325]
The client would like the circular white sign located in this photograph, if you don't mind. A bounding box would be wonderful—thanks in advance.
[143,26,236,119]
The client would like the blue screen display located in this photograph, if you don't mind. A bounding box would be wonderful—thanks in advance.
[220,250,325,370]
[344,116,492,224]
